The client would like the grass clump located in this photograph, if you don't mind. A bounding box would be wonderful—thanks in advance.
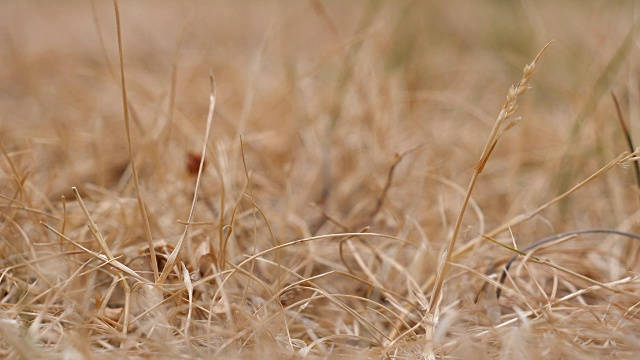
[1,1,640,359]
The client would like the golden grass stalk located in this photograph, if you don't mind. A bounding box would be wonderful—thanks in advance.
[428,41,553,314]
[112,0,158,281]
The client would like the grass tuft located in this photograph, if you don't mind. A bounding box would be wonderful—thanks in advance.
[2,2,640,358]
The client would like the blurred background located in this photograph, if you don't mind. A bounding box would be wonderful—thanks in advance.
[2,1,638,233]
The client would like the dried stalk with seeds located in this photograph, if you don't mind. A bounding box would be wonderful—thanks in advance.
[428,41,553,315]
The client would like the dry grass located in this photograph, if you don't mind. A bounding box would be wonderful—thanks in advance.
[2,1,640,359]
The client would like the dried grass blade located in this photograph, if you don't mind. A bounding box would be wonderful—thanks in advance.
[157,72,216,285]
[112,0,159,281]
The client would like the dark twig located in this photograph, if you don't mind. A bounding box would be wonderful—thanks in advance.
[364,144,423,226]
[493,229,640,298]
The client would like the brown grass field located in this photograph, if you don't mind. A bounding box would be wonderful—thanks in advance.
[2,1,640,359]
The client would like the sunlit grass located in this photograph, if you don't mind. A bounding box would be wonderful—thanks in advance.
[1,1,640,358]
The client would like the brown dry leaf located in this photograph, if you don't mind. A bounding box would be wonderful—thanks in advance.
[198,252,217,277]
